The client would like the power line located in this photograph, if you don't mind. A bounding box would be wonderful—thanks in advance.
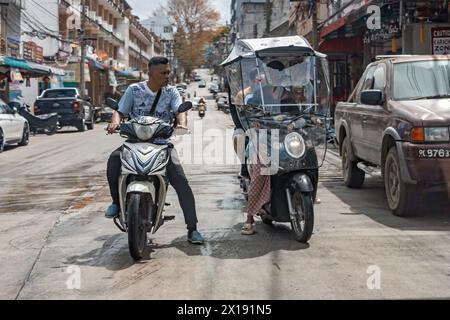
[22,11,59,34]
[28,0,60,21]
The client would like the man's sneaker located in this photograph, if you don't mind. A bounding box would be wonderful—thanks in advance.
[188,230,205,244]
[105,203,120,219]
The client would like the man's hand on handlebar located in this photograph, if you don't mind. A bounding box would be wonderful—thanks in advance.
[107,110,122,134]
[106,122,120,134]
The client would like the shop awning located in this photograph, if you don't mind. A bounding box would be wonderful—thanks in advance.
[26,62,51,75]
[50,67,66,76]
[320,17,345,39]
[86,56,108,71]
[117,69,137,78]
[0,56,31,70]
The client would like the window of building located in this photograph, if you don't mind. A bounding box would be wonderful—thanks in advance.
[164,26,172,33]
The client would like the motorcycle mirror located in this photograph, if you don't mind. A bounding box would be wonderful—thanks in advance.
[178,101,193,113]
[105,98,119,110]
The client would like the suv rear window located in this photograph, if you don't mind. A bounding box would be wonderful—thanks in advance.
[42,89,77,98]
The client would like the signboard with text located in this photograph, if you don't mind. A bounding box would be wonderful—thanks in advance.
[22,41,44,63]
[7,36,20,58]
[432,27,450,54]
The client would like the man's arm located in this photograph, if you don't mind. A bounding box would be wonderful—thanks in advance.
[175,111,187,128]
[107,87,132,134]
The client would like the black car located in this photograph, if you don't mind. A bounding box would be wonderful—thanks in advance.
[34,88,95,132]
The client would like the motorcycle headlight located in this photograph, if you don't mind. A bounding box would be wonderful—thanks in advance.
[133,123,157,141]
[424,127,450,142]
[284,132,305,159]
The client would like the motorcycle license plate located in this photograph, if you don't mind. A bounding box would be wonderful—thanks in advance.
[417,148,450,159]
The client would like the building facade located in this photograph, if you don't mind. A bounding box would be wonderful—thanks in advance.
[231,0,268,41]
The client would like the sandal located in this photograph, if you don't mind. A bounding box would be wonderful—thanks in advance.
[241,223,255,235]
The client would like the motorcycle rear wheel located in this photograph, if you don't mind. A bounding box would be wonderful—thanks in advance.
[290,191,314,243]
[127,193,150,260]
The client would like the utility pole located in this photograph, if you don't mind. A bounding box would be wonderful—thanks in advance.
[311,0,318,50]
[79,0,86,97]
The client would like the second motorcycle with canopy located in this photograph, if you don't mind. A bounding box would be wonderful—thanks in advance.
[222,36,331,242]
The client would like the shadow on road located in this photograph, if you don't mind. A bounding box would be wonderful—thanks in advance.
[150,222,310,259]
[322,177,450,231]
[64,234,138,270]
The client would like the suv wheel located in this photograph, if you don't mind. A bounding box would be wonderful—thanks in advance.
[384,147,421,216]
[0,129,4,153]
[78,119,86,132]
[86,116,94,130]
[341,136,365,188]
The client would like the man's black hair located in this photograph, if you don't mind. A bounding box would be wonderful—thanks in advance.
[267,60,285,71]
[148,56,169,69]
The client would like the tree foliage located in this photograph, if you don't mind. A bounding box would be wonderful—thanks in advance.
[165,0,220,76]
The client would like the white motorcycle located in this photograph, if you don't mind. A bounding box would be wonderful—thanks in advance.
[106,98,192,260]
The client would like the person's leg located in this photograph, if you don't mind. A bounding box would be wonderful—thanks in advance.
[105,147,122,217]
[166,148,200,235]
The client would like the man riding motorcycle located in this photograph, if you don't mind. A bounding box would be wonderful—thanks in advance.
[105,56,205,244]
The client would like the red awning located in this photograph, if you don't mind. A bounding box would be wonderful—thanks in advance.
[320,17,345,39]
[319,36,363,54]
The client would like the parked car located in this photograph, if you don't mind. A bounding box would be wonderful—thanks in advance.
[34,88,95,132]
[217,95,228,111]
[0,98,29,152]
[99,106,114,123]
[208,83,219,93]
[198,80,206,88]
[335,55,450,216]
[194,75,202,81]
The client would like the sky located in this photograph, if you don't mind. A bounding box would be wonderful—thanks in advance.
[126,0,232,25]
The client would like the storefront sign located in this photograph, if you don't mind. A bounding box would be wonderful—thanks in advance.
[7,36,20,58]
[364,23,399,44]
[23,41,44,63]
[432,28,450,54]
[34,46,43,64]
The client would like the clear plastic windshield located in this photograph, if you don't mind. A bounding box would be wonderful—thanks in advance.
[225,54,331,168]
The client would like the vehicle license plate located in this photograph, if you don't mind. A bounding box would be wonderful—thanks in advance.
[418,148,450,159]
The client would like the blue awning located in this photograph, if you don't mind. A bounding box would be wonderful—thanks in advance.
[26,62,51,75]
[86,56,107,71]
[0,56,31,70]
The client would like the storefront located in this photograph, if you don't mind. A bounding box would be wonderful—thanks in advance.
[0,56,31,103]
[86,56,109,107]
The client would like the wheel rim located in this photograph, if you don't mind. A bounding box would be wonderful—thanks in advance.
[342,145,350,178]
[24,127,29,142]
[387,155,401,206]
[292,193,306,235]
[0,132,4,150]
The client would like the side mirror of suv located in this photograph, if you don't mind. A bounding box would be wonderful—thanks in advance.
[361,90,384,106]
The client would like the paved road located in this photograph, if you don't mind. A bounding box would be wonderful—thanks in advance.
[1,69,449,300]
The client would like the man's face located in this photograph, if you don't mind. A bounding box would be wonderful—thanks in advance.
[149,64,171,88]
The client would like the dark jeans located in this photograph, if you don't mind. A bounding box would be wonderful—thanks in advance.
[107,147,198,231]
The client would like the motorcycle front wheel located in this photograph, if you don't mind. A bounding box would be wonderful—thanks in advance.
[290,191,314,243]
[127,193,150,260]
